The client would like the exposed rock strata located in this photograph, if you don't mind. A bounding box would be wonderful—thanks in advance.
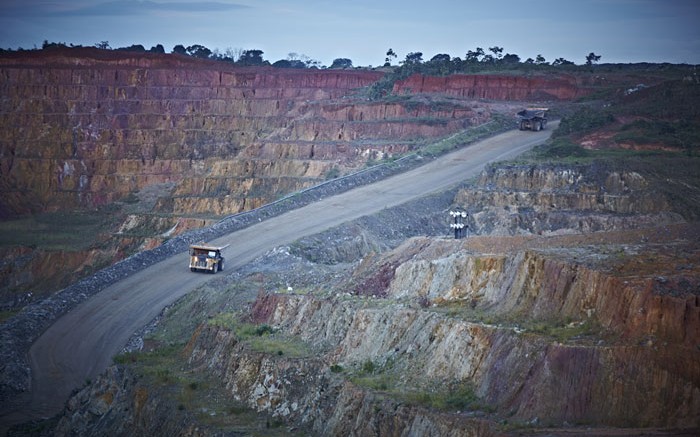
[0,150,446,405]
[31,157,700,435]
[0,50,506,218]
[455,164,685,235]
[0,50,504,302]
[183,324,498,436]
[54,366,220,437]
[393,73,594,100]
[244,231,699,428]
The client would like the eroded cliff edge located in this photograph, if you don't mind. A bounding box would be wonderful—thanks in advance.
[4,50,698,435]
[4,48,563,308]
[51,162,700,436]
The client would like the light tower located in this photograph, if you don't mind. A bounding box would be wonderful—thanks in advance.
[449,210,468,239]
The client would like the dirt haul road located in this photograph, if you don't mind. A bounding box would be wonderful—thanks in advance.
[12,123,556,424]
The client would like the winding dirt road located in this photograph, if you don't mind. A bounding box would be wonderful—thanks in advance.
[3,123,555,428]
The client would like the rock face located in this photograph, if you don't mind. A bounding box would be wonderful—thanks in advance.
[54,366,215,437]
[45,160,700,435]
[2,49,603,308]
[393,73,593,100]
[0,48,503,219]
[183,323,498,436]
[156,228,698,433]
[0,50,370,216]
[455,163,685,235]
[0,48,494,306]
[174,165,698,432]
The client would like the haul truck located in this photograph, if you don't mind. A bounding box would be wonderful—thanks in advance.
[189,243,229,273]
[517,108,548,131]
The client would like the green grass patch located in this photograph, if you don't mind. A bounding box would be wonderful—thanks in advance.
[350,374,391,391]
[207,314,312,358]
[522,136,688,164]
[247,335,310,357]
[149,282,262,346]
[614,119,700,153]
[524,318,601,343]
[403,382,492,411]
[113,343,186,384]
[426,301,604,345]
[348,357,492,413]
[530,79,700,164]
[0,309,20,324]
[0,209,118,250]
[324,166,341,180]
[351,367,493,413]
[113,343,301,434]
[531,138,590,160]
[552,107,615,139]
[207,312,239,330]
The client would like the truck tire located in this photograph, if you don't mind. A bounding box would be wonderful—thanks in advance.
[533,121,541,131]
[219,260,224,272]
[190,267,196,272]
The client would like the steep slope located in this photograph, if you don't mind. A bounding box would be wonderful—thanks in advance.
[50,161,700,436]
[0,48,520,307]
[0,48,502,219]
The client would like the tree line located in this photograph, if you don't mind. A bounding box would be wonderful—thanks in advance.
[9,40,603,74]
[367,47,603,99]
[23,40,344,69]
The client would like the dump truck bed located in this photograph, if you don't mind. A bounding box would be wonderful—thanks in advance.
[517,108,548,131]
[189,243,229,252]
[517,108,548,119]
[188,243,229,273]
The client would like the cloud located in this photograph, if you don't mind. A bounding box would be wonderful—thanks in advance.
[63,0,248,16]
[2,1,248,17]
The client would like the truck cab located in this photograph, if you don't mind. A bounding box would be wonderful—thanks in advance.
[188,243,228,273]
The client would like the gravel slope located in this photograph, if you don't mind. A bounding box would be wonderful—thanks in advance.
[0,124,555,429]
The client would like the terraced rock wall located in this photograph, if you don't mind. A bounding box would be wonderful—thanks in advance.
[455,164,685,235]
[44,162,700,435]
[393,73,593,100]
[0,49,502,219]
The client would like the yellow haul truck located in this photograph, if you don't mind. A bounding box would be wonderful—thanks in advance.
[188,243,229,273]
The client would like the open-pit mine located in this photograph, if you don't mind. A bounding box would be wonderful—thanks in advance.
[1,48,698,436]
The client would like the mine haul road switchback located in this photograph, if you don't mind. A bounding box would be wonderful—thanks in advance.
[3,123,556,427]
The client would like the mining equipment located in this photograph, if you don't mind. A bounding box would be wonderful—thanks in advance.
[188,243,228,273]
[517,108,548,131]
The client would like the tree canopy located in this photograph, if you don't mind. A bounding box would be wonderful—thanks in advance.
[384,48,397,67]
[272,59,306,68]
[186,44,212,59]
[330,58,353,69]
[116,44,145,52]
[28,39,613,74]
[238,49,265,65]
[586,52,602,65]
[402,52,423,65]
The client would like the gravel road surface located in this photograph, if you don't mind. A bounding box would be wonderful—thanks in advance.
[4,124,556,427]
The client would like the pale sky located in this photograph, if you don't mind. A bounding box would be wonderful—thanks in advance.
[1,0,699,67]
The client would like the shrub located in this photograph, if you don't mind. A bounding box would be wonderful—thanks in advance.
[255,324,275,336]
[362,359,376,374]
[553,107,615,138]
[325,166,341,180]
